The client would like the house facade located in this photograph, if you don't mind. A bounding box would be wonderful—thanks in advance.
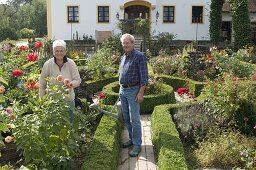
[46,0,211,42]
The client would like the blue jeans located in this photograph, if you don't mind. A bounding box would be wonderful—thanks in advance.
[119,85,142,148]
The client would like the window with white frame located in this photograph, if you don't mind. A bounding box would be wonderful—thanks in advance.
[67,6,79,23]
[98,6,109,23]
[163,6,175,23]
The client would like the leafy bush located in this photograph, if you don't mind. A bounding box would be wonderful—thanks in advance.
[87,48,119,80]
[194,129,256,169]
[0,27,18,41]
[149,50,182,76]
[234,47,256,64]
[213,49,255,78]
[173,103,210,143]
[203,74,256,135]
[150,32,176,56]
[151,105,188,170]
[100,34,123,54]
[19,28,34,39]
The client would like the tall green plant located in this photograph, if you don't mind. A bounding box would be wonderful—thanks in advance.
[229,0,252,50]
[209,0,224,45]
[12,86,80,169]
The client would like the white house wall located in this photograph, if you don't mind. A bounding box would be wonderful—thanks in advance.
[49,0,211,41]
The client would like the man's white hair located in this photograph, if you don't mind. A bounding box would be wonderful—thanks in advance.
[53,40,66,50]
[120,33,135,44]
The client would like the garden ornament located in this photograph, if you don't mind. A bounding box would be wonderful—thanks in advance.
[89,97,123,121]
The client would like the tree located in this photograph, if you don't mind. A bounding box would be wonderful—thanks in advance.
[209,0,224,45]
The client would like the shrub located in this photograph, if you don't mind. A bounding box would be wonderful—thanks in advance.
[19,28,34,39]
[173,103,210,143]
[202,74,256,135]
[100,34,123,54]
[102,81,175,113]
[149,51,182,76]
[150,32,176,55]
[86,48,119,80]
[194,129,256,169]
[0,27,18,41]
[151,104,188,170]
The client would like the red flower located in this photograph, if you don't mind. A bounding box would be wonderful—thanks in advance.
[207,53,213,59]
[176,88,188,95]
[12,68,23,77]
[26,53,38,62]
[18,45,27,52]
[35,41,43,49]
[98,92,106,99]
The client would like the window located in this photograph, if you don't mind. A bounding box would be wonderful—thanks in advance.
[163,6,175,23]
[192,6,203,23]
[98,6,109,23]
[67,6,79,23]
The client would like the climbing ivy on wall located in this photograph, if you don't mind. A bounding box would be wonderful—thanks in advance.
[228,0,252,50]
[209,0,224,45]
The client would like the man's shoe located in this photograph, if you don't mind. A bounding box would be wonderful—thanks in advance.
[129,147,141,157]
[122,140,133,148]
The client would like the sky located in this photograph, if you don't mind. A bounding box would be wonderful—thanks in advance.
[0,0,7,4]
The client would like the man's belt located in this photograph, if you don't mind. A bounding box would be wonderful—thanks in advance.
[121,84,139,88]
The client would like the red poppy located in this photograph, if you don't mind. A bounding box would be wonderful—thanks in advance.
[26,53,38,62]
[12,68,23,77]
[35,41,43,49]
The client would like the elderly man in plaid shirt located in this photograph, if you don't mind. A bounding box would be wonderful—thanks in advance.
[119,33,148,157]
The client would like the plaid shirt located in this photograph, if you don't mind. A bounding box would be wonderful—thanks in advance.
[119,49,148,86]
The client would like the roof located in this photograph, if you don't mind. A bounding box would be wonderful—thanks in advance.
[222,0,256,13]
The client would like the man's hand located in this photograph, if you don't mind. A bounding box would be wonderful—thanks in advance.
[136,92,144,103]
[136,85,146,103]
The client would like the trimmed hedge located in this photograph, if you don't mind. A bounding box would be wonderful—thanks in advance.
[151,104,188,170]
[157,75,205,97]
[81,76,118,96]
[82,115,122,170]
[102,81,175,113]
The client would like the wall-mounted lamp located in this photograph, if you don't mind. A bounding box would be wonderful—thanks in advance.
[156,11,159,24]
[116,12,120,20]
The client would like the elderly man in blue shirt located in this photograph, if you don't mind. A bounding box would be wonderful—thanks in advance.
[119,33,148,157]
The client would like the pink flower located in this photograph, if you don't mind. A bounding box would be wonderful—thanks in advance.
[63,78,70,85]
[0,85,5,94]
[68,82,74,88]
[4,136,14,143]
[12,68,23,77]
[6,107,13,114]
[251,73,256,81]
[56,75,64,82]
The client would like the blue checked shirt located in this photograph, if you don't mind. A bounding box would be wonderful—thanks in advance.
[119,49,148,86]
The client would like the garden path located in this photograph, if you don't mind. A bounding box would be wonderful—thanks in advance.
[118,115,158,170]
